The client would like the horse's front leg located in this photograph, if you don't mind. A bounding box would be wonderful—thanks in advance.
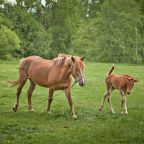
[47,88,54,113]
[65,88,77,119]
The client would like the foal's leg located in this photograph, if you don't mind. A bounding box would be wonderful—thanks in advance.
[124,96,128,114]
[99,85,114,111]
[107,94,115,113]
[120,90,128,114]
[120,91,124,113]
[27,79,36,111]
[47,88,54,113]
[13,73,27,112]
[99,92,109,111]
[65,88,77,119]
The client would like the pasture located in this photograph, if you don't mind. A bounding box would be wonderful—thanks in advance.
[0,60,144,144]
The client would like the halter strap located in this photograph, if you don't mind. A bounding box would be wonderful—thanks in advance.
[75,75,85,83]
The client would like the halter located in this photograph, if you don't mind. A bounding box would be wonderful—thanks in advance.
[75,75,85,83]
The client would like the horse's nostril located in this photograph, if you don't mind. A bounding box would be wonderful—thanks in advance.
[79,81,86,86]
[127,91,130,95]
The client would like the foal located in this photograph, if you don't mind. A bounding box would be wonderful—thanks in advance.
[10,54,86,119]
[99,65,138,114]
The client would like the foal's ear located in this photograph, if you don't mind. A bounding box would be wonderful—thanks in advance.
[127,77,133,81]
[127,77,138,82]
[134,79,138,82]
[80,56,85,61]
[71,57,75,63]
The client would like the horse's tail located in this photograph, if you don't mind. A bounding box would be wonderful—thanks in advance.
[7,80,19,87]
[7,58,26,87]
[107,64,115,76]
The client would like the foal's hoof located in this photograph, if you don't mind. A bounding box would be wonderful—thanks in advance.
[29,108,35,112]
[111,111,115,114]
[13,107,17,112]
[99,108,102,112]
[72,114,77,119]
[125,111,128,114]
[47,111,51,114]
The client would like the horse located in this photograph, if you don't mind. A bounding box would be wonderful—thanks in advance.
[10,54,86,119]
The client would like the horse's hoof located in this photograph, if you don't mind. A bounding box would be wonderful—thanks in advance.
[72,114,77,119]
[13,107,17,112]
[120,111,124,114]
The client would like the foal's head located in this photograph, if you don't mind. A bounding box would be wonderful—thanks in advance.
[70,56,86,86]
[126,77,138,94]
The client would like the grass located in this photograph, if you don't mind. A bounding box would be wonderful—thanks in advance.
[0,60,144,144]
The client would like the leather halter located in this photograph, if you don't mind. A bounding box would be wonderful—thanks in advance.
[75,75,85,83]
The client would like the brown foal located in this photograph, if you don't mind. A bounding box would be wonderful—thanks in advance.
[10,54,86,118]
[99,65,138,114]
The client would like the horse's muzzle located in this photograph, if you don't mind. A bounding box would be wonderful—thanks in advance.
[75,75,86,86]
[78,79,86,86]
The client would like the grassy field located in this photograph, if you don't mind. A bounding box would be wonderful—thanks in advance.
[0,60,144,144]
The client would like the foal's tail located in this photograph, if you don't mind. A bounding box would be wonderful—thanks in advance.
[107,64,115,76]
[7,80,19,87]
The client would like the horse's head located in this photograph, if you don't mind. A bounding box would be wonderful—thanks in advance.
[70,56,86,86]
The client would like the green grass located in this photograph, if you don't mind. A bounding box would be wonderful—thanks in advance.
[0,60,144,144]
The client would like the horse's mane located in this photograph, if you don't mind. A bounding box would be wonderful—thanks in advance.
[53,53,83,67]
[53,53,71,66]
[123,74,133,78]
[53,57,66,66]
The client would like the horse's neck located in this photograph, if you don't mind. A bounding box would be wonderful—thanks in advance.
[56,65,71,81]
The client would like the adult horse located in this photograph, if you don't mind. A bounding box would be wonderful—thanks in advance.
[10,54,86,118]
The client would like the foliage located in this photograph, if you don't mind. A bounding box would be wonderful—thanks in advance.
[93,0,143,63]
[0,0,144,63]
[0,14,21,58]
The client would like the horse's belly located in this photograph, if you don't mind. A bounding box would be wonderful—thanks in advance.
[53,85,69,90]
[30,77,49,87]
[28,68,49,87]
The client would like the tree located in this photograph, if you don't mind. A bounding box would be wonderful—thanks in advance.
[93,0,143,63]
[0,25,21,58]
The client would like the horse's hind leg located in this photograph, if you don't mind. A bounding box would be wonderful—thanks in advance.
[27,79,36,111]
[13,72,27,112]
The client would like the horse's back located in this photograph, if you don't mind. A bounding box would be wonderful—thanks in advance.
[18,56,44,77]
[20,56,42,63]
[19,56,54,86]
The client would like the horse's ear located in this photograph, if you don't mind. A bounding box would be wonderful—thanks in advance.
[80,56,85,61]
[71,57,75,63]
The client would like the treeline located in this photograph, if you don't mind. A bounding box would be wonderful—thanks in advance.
[0,0,144,63]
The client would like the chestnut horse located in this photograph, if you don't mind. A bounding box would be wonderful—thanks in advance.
[11,54,85,118]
